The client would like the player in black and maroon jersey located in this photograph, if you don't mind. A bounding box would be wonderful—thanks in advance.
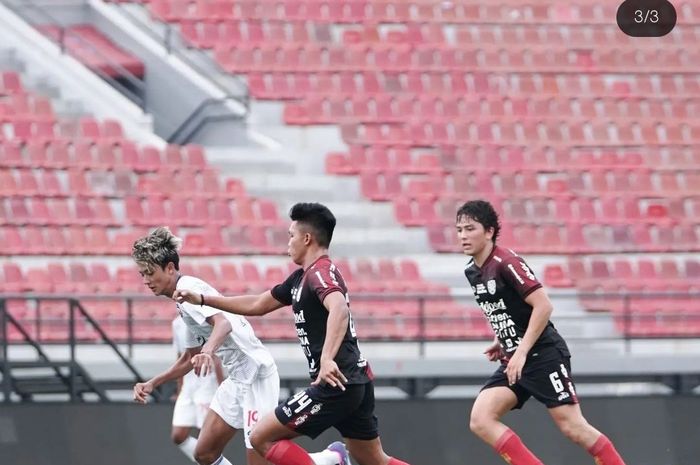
[175,203,412,465]
[457,200,627,465]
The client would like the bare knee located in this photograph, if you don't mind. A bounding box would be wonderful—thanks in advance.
[194,445,219,465]
[469,411,495,439]
[557,418,592,446]
[249,430,272,457]
[171,428,190,445]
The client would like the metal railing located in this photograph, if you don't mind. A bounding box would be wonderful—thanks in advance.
[1,295,160,403]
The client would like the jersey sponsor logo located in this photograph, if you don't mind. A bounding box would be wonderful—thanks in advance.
[487,279,497,295]
[557,391,570,401]
[310,403,322,414]
[294,414,309,426]
[291,286,302,302]
[520,262,535,280]
[196,335,206,345]
[478,298,507,315]
[475,283,487,294]
[507,264,525,284]
[294,310,306,324]
[282,406,292,417]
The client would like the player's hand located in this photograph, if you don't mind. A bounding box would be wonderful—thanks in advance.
[173,289,201,305]
[133,380,154,403]
[191,352,215,377]
[483,340,504,362]
[505,351,526,385]
[311,359,347,391]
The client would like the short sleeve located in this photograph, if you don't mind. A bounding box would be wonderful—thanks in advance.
[271,270,302,306]
[308,260,345,303]
[183,326,199,348]
[500,256,542,299]
[177,277,222,325]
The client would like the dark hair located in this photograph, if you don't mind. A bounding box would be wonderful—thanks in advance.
[456,200,501,243]
[289,202,336,248]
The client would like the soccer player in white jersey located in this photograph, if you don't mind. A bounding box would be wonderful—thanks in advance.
[131,227,352,465]
[171,315,223,462]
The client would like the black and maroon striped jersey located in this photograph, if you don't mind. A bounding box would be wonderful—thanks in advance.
[271,255,372,384]
[464,245,569,357]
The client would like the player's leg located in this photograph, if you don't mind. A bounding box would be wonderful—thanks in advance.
[194,409,237,465]
[256,384,364,465]
[339,381,412,465]
[172,393,199,461]
[469,386,519,445]
[470,384,543,465]
[549,403,627,465]
[194,379,242,465]
[172,426,198,462]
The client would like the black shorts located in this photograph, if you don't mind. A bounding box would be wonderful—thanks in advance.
[274,381,379,440]
[482,345,579,409]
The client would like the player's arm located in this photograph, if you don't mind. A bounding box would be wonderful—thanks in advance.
[312,291,350,391]
[134,346,201,403]
[213,355,225,384]
[190,313,233,377]
[505,288,553,385]
[173,289,284,316]
[174,352,184,399]
[517,288,554,355]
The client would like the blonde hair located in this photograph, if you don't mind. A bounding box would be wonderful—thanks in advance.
[132,226,183,273]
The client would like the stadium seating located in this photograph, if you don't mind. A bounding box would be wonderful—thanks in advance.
[0,259,482,342]
[4,1,699,342]
[107,0,700,256]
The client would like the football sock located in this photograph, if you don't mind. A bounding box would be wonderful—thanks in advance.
[176,436,197,462]
[309,449,341,465]
[208,456,233,465]
[587,434,626,465]
[388,457,412,465]
[265,440,315,465]
[494,428,545,465]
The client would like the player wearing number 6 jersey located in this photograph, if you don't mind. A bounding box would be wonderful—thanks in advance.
[457,200,627,465]
[175,203,412,465]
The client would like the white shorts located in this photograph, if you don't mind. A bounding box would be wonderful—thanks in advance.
[172,390,210,429]
[209,369,280,448]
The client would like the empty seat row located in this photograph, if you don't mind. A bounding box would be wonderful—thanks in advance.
[286,95,699,125]
[214,44,699,73]
[249,72,700,100]
[0,140,207,172]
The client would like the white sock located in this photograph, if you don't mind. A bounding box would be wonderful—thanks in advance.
[309,449,341,465]
[209,456,233,465]
[177,436,197,462]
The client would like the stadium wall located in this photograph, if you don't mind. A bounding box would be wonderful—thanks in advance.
[0,397,697,465]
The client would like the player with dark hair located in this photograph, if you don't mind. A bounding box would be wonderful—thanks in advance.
[175,202,412,465]
[457,200,627,465]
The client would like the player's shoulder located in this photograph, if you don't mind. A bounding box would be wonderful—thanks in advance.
[177,275,219,294]
[311,255,334,270]
[493,246,525,266]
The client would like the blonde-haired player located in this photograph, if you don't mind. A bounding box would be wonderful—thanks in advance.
[131,227,351,465]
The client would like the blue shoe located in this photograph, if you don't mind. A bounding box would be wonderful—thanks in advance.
[326,441,352,465]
